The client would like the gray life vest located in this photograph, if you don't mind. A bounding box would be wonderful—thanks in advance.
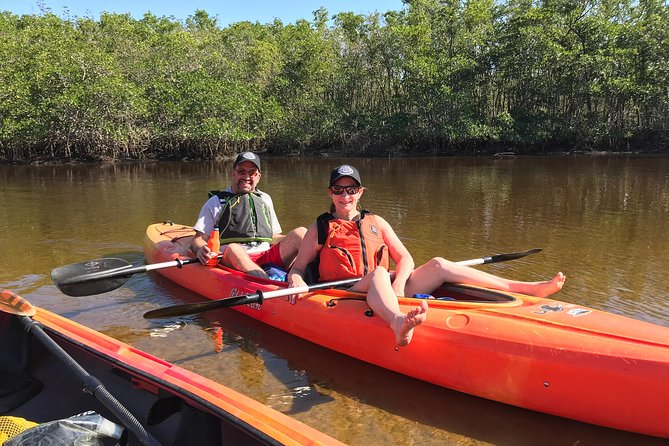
[208,190,274,244]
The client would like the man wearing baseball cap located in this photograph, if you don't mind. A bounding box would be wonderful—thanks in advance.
[192,152,306,278]
[233,151,261,171]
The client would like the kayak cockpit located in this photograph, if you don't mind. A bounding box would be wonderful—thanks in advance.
[428,283,518,303]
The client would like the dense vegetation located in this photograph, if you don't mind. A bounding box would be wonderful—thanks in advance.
[1,0,668,163]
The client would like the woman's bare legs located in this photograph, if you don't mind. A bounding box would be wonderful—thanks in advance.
[404,257,565,298]
[351,268,428,346]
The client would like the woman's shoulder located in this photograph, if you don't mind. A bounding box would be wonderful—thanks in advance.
[365,212,391,226]
[369,214,399,240]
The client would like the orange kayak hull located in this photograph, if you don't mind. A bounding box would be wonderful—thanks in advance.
[144,222,669,438]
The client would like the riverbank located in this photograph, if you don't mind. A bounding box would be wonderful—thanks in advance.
[2,147,663,166]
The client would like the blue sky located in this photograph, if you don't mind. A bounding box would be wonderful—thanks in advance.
[4,1,406,26]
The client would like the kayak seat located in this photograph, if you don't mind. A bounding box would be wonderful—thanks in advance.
[0,371,43,414]
[146,397,222,445]
[0,318,43,414]
[436,284,516,302]
[147,396,182,425]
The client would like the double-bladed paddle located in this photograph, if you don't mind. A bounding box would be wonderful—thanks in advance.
[0,290,160,446]
[51,256,216,297]
[142,248,542,319]
[447,248,541,267]
[51,248,542,298]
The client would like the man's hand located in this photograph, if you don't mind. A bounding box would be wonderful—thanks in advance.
[196,245,219,266]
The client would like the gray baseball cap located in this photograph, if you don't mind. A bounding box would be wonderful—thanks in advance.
[233,152,261,171]
[329,164,361,186]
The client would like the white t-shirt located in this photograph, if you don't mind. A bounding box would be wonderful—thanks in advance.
[193,188,282,253]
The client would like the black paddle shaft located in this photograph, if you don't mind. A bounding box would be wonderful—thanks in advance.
[143,278,362,319]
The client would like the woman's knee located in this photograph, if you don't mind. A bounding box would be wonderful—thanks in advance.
[427,257,451,269]
[370,266,389,277]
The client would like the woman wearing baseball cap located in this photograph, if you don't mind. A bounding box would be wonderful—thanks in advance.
[288,164,565,347]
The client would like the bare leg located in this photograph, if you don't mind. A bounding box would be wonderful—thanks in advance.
[405,257,566,298]
[221,243,268,278]
[353,268,428,346]
[278,227,307,267]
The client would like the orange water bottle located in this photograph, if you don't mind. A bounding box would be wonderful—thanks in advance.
[206,226,220,266]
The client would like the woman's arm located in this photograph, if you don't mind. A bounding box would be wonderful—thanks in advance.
[287,222,320,289]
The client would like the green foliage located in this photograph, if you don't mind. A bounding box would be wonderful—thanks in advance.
[1,1,667,162]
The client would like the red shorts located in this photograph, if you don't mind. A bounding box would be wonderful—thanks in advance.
[248,244,284,268]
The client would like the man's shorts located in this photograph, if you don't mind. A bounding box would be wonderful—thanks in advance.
[248,244,284,268]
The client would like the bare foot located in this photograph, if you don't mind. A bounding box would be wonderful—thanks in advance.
[393,300,429,347]
[529,272,566,297]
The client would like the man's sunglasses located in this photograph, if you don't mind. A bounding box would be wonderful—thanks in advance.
[235,168,259,177]
[329,185,361,195]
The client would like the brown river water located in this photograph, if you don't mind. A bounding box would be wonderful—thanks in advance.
[1,155,668,445]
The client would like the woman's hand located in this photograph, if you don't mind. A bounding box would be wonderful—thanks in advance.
[287,270,307,304]
[288,274,307,289]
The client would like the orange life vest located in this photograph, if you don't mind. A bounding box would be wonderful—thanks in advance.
[317,211,389,281]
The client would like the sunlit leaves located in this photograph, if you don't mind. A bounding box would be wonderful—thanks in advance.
[0,1,667,162]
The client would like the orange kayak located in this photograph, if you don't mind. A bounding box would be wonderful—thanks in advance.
[144,222,669,438]
[0,295,344,445]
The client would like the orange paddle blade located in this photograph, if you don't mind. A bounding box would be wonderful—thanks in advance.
[0,290,36,317]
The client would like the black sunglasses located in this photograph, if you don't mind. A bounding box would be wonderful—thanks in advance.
[329,185,361,195]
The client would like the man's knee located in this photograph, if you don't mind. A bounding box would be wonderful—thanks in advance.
[282,227,307,250]
[287,226,307,241]
[222,243,247,264]
[224,243,244,256]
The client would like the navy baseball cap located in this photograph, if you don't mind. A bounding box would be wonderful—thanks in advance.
[329,164,362,186]
[233,152,261,171]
